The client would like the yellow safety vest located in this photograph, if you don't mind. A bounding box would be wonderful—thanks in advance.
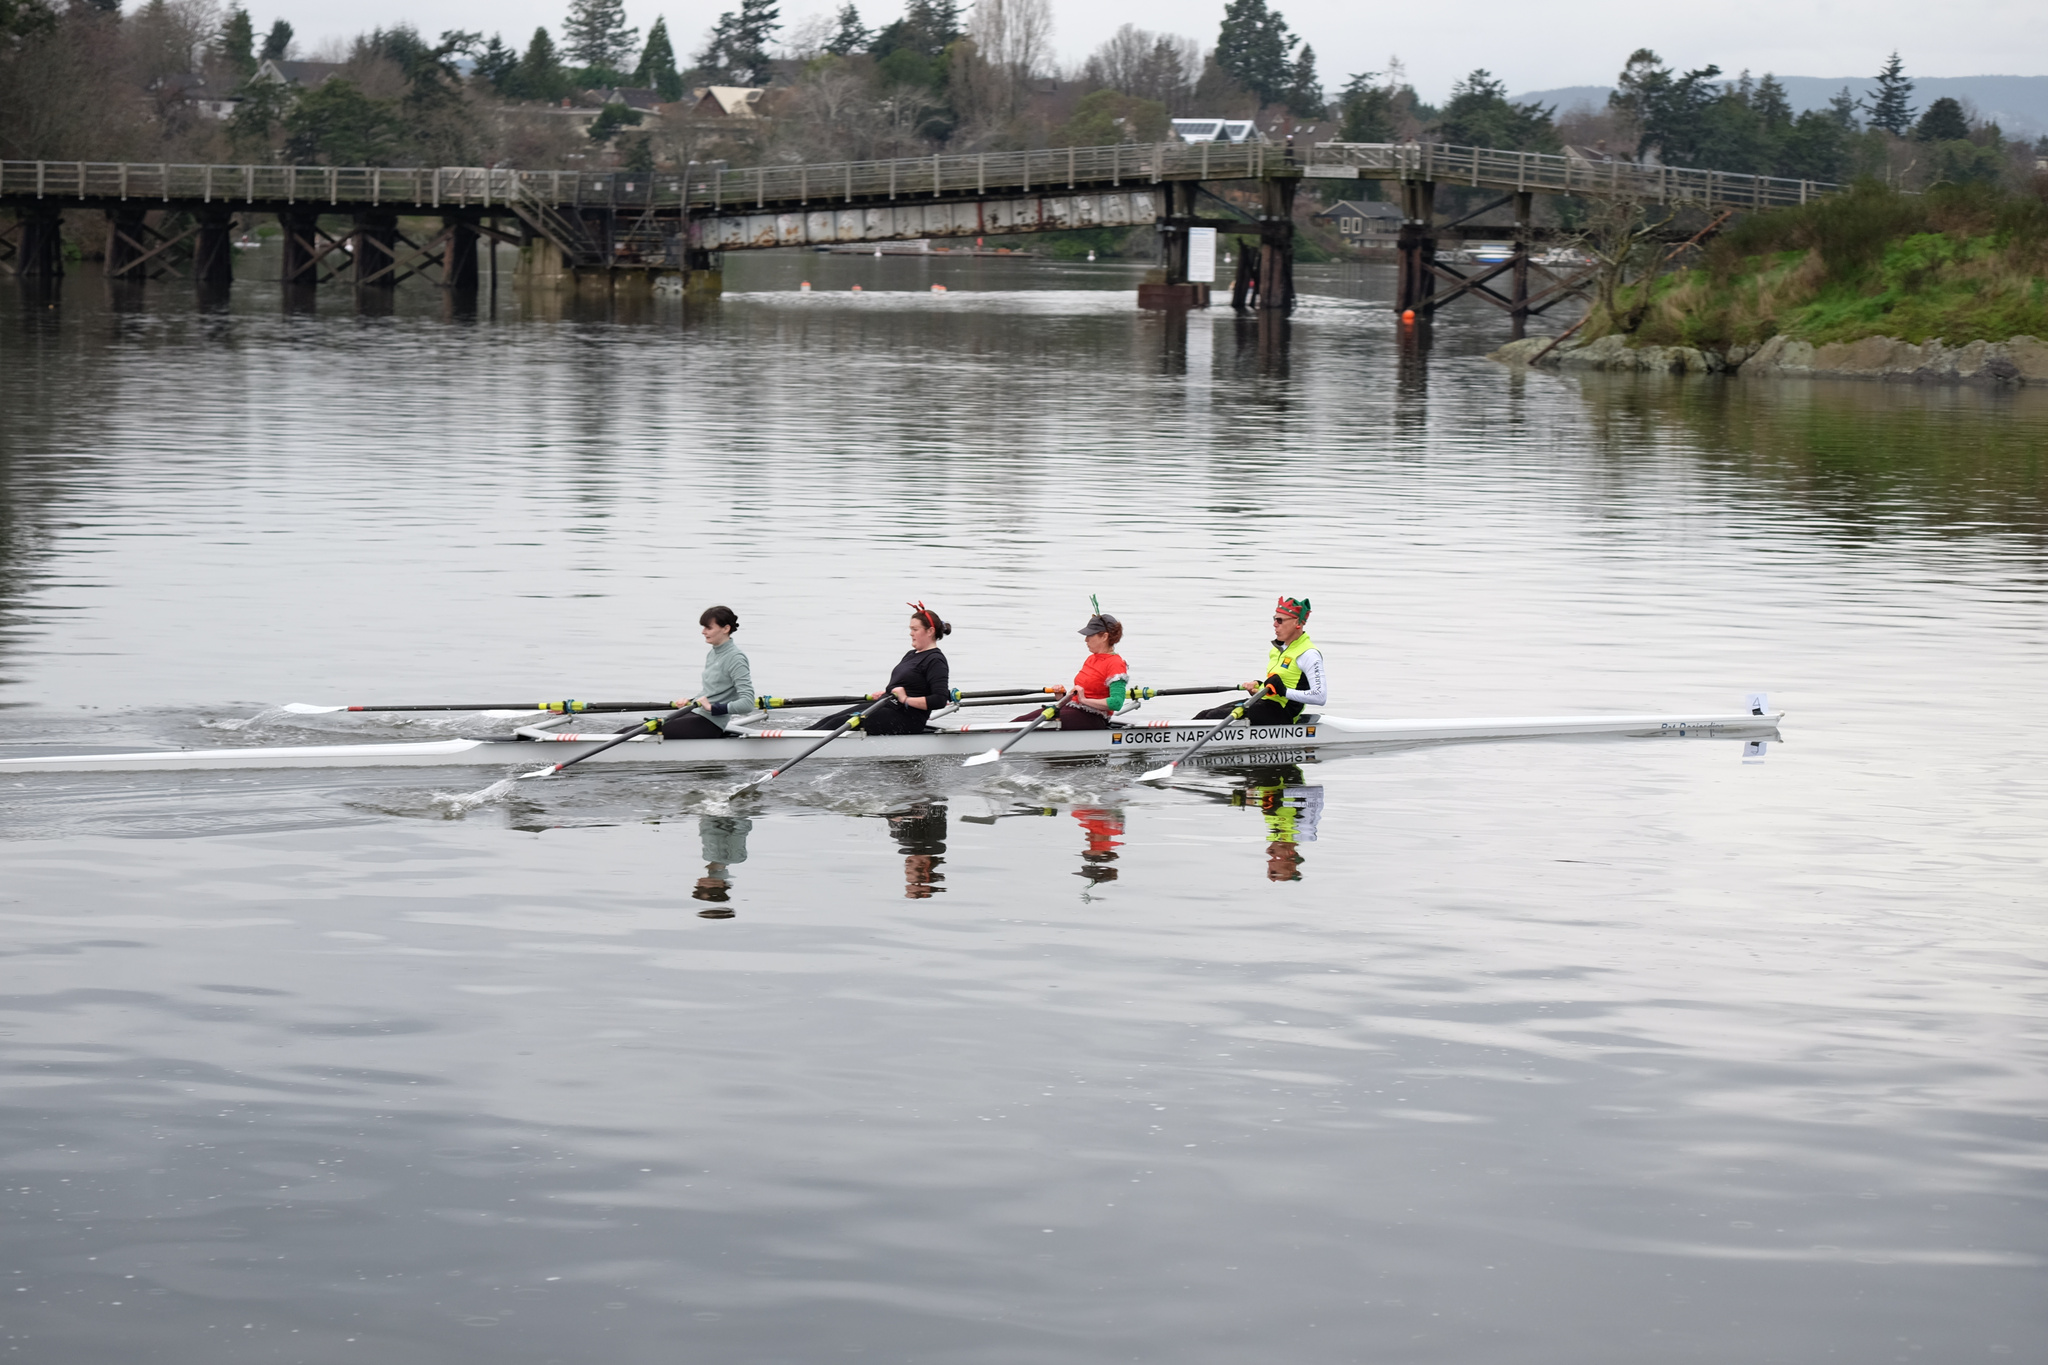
[1262,632,1315,716]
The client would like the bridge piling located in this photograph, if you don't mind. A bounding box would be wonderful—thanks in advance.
[17,205,64,280]
[1257,177,1296,313]
[1396,180,1437,316]
[194,209,234,289]
[352,212,398,291]
[441,215,478,296]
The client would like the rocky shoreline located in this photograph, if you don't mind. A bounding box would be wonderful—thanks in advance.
[1491,333,2048,385]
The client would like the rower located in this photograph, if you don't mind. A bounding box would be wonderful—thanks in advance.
[658,605,755,740]
[1014,600,1128,731]
[806,601,953,736]
[1194,595,1325,725]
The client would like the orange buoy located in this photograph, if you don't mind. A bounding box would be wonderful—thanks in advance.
[799,281,811,291]
[851,284,863,291]
[931,283,947,292]
[1401,309,1416,324]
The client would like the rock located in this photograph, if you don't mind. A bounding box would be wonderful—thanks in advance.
[1491,331,2048,385]
[1738,334,2047,385]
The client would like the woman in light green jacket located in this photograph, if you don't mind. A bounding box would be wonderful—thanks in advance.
[664,605,756,739]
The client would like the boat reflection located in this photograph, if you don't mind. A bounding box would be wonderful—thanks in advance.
[693,812,752,917]
[1224,764,1325,881]
[887,800,947,898]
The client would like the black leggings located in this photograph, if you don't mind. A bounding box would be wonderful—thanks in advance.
[612,713,733,740]
[1009,702,1109,730]
[807,700,929,736]
[1193,698,1301,725]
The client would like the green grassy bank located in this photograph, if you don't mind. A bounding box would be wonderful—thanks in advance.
[1597,181,2048,351]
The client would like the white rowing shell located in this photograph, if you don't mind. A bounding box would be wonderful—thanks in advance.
[0,711,1783,774]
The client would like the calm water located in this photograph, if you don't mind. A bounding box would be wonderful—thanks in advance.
[1,252,2045,1364]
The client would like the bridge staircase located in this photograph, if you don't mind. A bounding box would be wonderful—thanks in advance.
[507,179,606,269]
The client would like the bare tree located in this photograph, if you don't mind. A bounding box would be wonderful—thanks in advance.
[946,0,1051,132]
[1080,23,1200,112]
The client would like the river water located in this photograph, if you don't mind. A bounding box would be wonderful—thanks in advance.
[1,252,2044,1364]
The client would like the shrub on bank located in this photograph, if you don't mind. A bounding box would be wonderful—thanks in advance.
[1599,179,2048,351]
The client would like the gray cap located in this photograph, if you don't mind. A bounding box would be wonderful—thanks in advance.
[1079,613,1120,636]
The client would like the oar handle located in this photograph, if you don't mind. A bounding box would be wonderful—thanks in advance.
[342,701,676,713]
[756,687,1054,709]
[1128,684,1245,699]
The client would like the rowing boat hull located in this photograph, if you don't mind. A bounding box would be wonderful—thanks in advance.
[0,711,1783,774]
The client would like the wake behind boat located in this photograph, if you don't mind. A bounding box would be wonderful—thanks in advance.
[0,705,1784,774]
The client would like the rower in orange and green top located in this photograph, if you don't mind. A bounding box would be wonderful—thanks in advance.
[1016,600,1129,731]
[1194,594,1325,725]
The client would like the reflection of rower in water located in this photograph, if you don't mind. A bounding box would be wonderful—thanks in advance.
[1194,595,1326,725]
[808,602,952,737]
[1073,807,1124,883]
[692,813,752,916]
[1232,764,1325,881]
[887,801,947,898]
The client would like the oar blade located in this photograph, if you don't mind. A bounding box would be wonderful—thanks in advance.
[961,748,1004,768]
[1138,761,1179,783]
[282,703,346,714]
[519,763,560,779]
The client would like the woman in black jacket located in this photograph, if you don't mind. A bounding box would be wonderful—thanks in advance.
[808,602,953,736]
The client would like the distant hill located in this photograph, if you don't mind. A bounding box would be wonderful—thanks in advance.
[1509,75,2048,137]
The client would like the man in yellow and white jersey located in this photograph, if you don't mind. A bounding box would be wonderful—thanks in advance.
[1194,595,1326,726]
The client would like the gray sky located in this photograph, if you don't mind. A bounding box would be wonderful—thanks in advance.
[272,0,2045,103]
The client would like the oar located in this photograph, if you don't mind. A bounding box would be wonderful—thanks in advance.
[1136,687,1267,783]
[757,687,1052,709]
[961,692,1073,767]
[285,700,673,715]
[516,707,698,779]
[728,693,898,797]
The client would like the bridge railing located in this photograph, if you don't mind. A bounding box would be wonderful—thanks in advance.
[1306,142,1837,210]
[2,142,1270,214]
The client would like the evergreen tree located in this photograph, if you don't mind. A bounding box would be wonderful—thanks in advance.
[871,0,957,61]
[1863,51,1914,135]
[509,26,571,101]
[562,0,639,76]
[1752,73,1792,132]
[1215,0,1294,108]
[698,0,779,84]
[1335,71,1394,142]
[634,15,682,98]
[1608,49,1726,165]
[215,8,257,78]
[1435,69,1556,151]
[1826,85,1859,129]
[474,33,518,91]
[1282,43,1322,117]
[1913,96,1969,142]
[823,2,868,55]
[258,17,291,60]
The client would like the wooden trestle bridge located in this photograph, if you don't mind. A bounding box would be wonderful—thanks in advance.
[1,142,1836,327]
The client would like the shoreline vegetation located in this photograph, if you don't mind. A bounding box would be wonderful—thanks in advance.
[1495,180,2048,386]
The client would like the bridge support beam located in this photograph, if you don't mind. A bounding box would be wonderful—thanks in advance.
[1257,177,1295,313]
[194,209,235,289]
[104,207,147,280]
[352,212,398,291]
[441,215,478,296]
[279,211,324,285]
[17,206,65,280]
[1509,191,1532,339]
[1396,180,1436,315]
